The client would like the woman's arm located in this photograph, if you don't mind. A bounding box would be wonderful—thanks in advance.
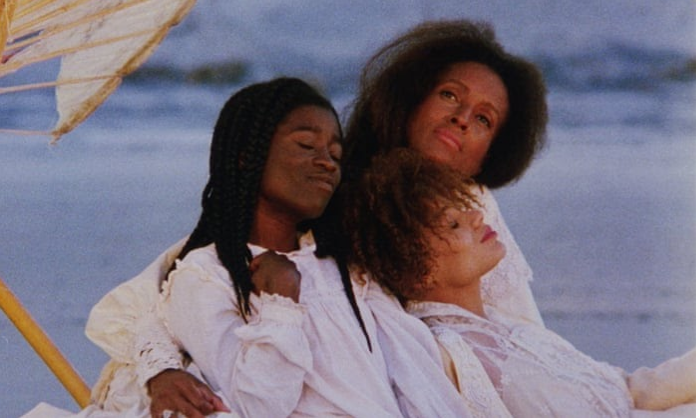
[135,308,228,418]
[627,347,696,410]
[86,239,226,416]
[160,252,312,417]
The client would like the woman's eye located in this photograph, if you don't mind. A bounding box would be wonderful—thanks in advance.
[439,90,457,101]
[298,142,313,150]
[449,221,459,229]
[329,144,343,162]
[476,114,492,128]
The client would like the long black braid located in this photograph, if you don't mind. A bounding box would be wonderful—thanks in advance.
[169,77,371,349]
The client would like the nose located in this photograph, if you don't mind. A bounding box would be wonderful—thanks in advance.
[314,147,339,172]
[449,104,472,132]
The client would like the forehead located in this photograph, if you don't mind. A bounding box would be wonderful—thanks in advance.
[276,105,340,136]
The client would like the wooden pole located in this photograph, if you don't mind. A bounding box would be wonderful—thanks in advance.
[0,275,91,408]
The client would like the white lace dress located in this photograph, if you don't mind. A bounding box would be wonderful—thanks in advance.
[475,187,543,325]
[409,301,696,418]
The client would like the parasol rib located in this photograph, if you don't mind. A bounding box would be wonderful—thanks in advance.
[0,0,17,56]
[1,0,197,141]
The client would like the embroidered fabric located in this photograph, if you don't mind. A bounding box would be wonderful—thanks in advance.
[362,278,483,417]
[133,307,185,388]
[431,325,512,418]
[475,187,543,325]
[410,301,634,418]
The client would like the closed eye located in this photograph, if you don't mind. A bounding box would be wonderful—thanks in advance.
[329,143,343,162]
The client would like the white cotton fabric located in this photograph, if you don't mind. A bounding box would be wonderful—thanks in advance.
[362,278,499,417]
[409,301,696,418]
[159,234,404,418]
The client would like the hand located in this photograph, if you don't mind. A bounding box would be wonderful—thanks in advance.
[249,251,301,302]
[148,368,230,418]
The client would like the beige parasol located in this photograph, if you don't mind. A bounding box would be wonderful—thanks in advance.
[0,0,196,408]
[0,0,196,142]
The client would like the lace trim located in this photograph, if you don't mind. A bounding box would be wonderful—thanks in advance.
[133,307,184,388]
[414,302,633,417]
[476,188,533,305]
[432,326,511,418]
[250,291,307,326]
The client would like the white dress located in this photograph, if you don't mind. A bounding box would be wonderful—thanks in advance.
[160,234,404,417]
[408,301,696,418]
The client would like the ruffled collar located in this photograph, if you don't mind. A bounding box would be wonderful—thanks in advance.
[247,230,317,258]
[407,300,482,321]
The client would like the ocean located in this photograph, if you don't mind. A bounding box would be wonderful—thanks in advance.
[1,0,695,415]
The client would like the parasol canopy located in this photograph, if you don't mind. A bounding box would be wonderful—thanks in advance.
[0,0,197,142]
[0,0,197,408]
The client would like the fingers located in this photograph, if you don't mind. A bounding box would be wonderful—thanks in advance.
[148,369,227,418]
[196,384,230,413]
[150,398,208,418]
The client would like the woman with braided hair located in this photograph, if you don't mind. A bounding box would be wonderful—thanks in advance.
[157,77,414,417]
[22,77,405,418]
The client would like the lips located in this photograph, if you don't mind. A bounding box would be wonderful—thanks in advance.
[308,174,337,192]
[481,226,498,243]
[434,128,462,152]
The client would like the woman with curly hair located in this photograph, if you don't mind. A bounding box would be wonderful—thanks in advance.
[345,148,696,418]
[338,18,548,325]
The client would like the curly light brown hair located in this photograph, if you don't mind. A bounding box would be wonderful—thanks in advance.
[342,148,479,302]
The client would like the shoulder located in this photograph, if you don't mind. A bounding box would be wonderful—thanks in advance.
[170,244,231,289]
[180,243,220,265]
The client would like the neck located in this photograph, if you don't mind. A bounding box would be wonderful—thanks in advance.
[249,210,301,252]
[423,280,486,318]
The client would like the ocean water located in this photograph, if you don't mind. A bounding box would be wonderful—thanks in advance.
[1,1,695,416]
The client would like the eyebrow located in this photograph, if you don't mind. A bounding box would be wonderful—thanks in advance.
[289,124,342,143]
[441,79,503,119]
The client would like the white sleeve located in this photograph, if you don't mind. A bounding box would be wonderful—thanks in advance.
[160,257,312,417]
[628,347,696,410]
[85,239,187,401]
[85,238,186,362]
[476,187,544,326]
[133,307,185,388]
